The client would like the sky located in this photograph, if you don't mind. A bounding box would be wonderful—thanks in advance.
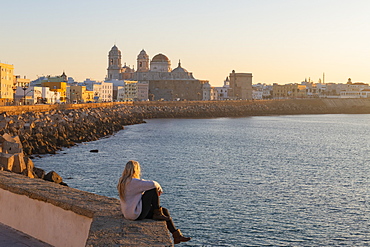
[2,0,370,86]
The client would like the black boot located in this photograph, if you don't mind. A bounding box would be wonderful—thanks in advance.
[172,229,191,244]
[152,207,170,221]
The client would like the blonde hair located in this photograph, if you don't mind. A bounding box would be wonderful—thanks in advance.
[117,160,141,201]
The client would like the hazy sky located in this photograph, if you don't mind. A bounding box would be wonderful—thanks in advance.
[2,0,370,86]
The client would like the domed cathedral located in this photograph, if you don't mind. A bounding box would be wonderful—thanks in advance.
[106,45,209,101]
[150,54,171,72]
[106,45,135,80]
[137,49,149,72]
[107,45,122,80]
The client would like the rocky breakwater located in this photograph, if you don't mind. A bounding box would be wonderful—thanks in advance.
[0,133,66,185]
[0,99,369,158]
[0,106,144,155]
[133,100,327,118]
[134,98,370,118]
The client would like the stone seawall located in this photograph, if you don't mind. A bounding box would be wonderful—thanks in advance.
[0,98,369,156]
[134,98,370,117]
[0,171,172,246]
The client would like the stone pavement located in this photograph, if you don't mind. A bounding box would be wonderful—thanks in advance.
[0,222,52,247]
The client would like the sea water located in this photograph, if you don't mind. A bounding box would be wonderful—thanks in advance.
[35,114,370,246]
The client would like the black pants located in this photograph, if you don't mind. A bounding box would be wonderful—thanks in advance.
[136,188,176,233]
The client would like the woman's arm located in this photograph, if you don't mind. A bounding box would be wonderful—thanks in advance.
[133,178,163,194]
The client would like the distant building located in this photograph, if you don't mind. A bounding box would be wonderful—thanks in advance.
[214,77,230,100]
[121,81,149,101]
[117,86,125,102]
[67,85,94,103]
[31,72,68,102]
[106,45,208,101]
[253,83,272,99]
[0,63,15,105]
[252,90,263,100]
[339,79,370,98]
[272,83,306,99]
[41,81,67,103]
[228,70,253,100]
[90,81,113,102]
[15,86,59,104]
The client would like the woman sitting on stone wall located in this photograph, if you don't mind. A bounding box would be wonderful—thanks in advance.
[117,160,191,244]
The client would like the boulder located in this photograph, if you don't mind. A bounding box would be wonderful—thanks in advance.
[2,141,23,154]
[22,157,35,178]
[0,153,14,171]
[12,153,26,173]
[0,133,15,143]
[44,171,63,184]
[33,167,45,179]
[0,120,7,130]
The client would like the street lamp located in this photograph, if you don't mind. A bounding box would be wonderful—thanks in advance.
[22,84,29,105]
[23,90,33,105]
[12,85,17,105]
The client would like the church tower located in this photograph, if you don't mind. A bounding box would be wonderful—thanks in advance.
[137,49,149,72]
[107,45,122,80]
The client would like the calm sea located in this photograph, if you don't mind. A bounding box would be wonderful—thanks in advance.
[35,114,370,246]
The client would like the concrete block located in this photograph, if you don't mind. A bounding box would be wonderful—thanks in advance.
[12,153,26,174]
[44,171,63,184]
[0,153,14,171]
[0,120,7,130]
[0,133,14,143]
[2,141,23,154]
[23,157,35,178]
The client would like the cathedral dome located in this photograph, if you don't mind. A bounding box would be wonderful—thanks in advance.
[137,49,149,60]
[150,53,171,72]
[109,45,121,56]
[172,60,188,73]
[151,53,170,63]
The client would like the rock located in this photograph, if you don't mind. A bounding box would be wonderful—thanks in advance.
[33,167,45,179]
[12,153,26,174]
[44,171,63,184]
[24,157,35,178]
[2,140,23,154]
[0,153,14,171]
[59,182,68,186]
[0,120,8,130]
[0,133,15,143]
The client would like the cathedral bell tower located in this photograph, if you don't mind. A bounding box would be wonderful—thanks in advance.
[137,49,149,72]
[107,45,122,80]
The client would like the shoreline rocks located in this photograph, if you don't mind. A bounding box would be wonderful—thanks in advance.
[0,133,66,185]
[0,99,369,158]
[0,106,145,155]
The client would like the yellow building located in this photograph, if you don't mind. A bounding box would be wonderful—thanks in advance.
[123,81,149,101]
[15,76,30,88]
[0,63,15,105]
[42,81,67,102]
[273,83,306,99]
[68,85,94,103]
[84,90,94,103]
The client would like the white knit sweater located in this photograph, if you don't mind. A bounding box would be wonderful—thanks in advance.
[119,178,162,220]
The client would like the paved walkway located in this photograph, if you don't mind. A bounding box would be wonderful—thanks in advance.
[0,222,52,247]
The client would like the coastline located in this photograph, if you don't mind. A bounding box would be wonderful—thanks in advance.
[0,98,370,156]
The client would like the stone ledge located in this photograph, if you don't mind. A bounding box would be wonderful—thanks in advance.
[0,171,173,246]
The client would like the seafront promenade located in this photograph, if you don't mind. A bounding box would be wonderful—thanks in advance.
[0,171,172,246]
[0,222,51,247]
